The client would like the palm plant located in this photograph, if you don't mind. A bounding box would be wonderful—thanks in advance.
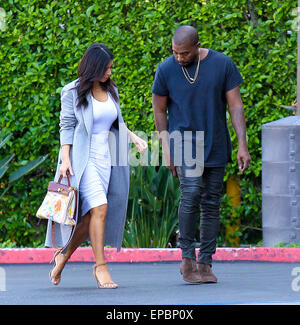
[123,165,180,248]
[0,132,48,199]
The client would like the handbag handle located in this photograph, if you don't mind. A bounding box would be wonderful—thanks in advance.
[58,172,71,187]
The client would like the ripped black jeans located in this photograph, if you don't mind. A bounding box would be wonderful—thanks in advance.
[175,165,226,265]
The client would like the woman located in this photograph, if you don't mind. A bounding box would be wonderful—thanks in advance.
[45,43,147,289]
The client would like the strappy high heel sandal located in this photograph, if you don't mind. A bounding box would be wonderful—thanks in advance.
[93,263,118,289]
[49,249,65,286]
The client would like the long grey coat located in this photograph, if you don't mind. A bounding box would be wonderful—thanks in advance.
[44,78,130,253]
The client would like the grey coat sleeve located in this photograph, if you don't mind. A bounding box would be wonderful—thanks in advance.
[59,87,77,146]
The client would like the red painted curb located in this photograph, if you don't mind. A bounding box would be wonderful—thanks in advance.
[0,248,181,264]
[0,247,300,264]
[213,247,300,262]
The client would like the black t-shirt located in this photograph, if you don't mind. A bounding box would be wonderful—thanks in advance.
[152,49,244,167]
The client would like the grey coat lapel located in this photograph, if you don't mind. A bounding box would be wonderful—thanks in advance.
[82,92,93,136]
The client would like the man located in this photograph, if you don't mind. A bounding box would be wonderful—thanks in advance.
[152,25,251,283]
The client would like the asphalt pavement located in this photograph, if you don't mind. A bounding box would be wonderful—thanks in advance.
[1,261,300,306]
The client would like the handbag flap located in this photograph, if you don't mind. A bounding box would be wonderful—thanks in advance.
[47,181,76,196]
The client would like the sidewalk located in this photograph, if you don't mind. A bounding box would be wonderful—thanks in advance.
[1,261,300,305]
[1,246,300,263]
[1,247,300,306]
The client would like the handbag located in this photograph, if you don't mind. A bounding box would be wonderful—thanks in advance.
[36,173,78,226]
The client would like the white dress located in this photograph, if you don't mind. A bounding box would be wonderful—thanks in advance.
[79,94,118,217]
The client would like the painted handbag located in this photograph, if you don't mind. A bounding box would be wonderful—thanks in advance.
[36,174,77,226]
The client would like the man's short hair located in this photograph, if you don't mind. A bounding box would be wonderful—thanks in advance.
[173,25,199,46]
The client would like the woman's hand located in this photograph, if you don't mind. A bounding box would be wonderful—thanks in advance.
[60,144,74,178]
[59,159,74,178]
[129,131,148,153]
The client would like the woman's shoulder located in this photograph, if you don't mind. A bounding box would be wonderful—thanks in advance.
[62,78,80,93]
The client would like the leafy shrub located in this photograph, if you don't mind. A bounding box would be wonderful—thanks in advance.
[0,0,297,247]
[124,165,180,248]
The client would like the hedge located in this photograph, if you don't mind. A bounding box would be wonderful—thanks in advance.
[0,0,297,247]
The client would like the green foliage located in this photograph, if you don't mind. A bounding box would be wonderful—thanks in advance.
[0,132,48,185]
[274,241,300,247]
[0,131,48,246]
[0,0,297,247]
[123,165,180,248]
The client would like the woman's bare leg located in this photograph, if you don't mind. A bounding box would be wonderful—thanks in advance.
[89,204,117,287]
[50,212,91,283]
[64,212,91,260]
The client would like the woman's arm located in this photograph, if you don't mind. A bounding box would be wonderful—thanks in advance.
[59,86,76,177]
[127,128,148,153]
[59,86,77,147]
[60,144,74,177]
[114,85,147,153]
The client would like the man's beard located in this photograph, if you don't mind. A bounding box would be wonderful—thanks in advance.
[178,52,199,67]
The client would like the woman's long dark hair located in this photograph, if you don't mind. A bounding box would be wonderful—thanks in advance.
[75,43,118,109]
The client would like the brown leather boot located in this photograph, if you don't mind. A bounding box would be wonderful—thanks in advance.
[197,263,218,283]
[180,258,203,283]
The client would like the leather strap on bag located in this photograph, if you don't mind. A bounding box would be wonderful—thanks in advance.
[57,174,71,186]
[51,220,57,248]
[51,172,78,249]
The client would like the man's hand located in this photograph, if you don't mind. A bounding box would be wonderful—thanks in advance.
[162,148,177,177]
[152,93,178,177]
[226,86,251,173]
[168,162,177,177]
[237,145,251,173]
